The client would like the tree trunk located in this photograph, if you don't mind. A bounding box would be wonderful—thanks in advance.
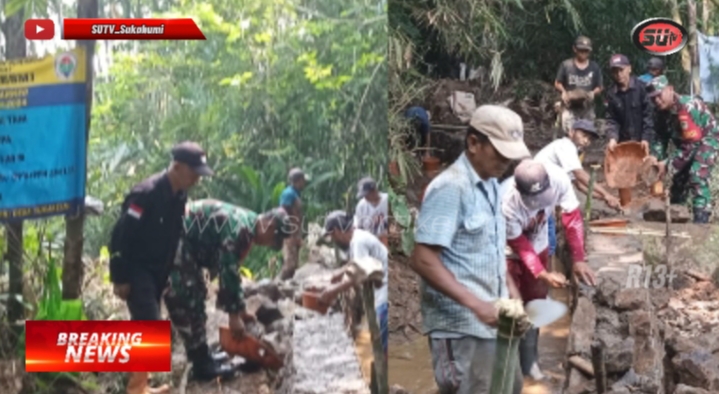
[702,0,714,35]
[62,0,98,300]
[670,0,692,82]
[688,0,701,96]
[2,8,27,326]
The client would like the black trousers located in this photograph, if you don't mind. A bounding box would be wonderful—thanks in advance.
[126,268,167,321]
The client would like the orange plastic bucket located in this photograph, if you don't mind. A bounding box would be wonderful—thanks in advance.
[422,156,441,173]
[218,327,283,370]
[604,142,647,189]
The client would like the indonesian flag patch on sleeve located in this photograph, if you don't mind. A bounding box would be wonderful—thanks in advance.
[127,204,144,220]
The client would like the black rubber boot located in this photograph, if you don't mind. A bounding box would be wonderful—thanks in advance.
[208,344,230,363]
[693,208,711,224]
[188,344,237,382]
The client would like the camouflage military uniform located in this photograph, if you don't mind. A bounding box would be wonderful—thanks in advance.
[164,199,257,353]
[659,95,719,211]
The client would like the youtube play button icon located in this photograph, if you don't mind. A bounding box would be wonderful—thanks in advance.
[25,19,55,40]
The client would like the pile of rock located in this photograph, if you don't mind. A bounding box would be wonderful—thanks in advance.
[565,231,719,394]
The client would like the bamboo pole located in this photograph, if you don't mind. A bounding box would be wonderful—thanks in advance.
[585,165,599,225]
[361,284,387,394]
[489,302,530,394]
[665,191,672,267]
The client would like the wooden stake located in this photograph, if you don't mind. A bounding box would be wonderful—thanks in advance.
[591,341,608,393]
[665,191,671,267]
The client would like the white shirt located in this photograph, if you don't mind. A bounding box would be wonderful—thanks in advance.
[350,229,389,309]
[353,192,389,236]
[534,137,582,180]
[502,162,579,254]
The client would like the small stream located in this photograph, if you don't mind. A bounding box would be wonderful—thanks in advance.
[388,288,572,394]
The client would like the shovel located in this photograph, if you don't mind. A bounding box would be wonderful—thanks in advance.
[218,326,284,370]
[524,298,568,328]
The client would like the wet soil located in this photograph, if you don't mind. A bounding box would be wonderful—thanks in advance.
[388,280,570,394]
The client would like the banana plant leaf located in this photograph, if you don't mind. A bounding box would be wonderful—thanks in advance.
[17,258,87,384]
[388,188,411,228]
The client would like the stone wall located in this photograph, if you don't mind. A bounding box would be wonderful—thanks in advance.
[564,230,719,394]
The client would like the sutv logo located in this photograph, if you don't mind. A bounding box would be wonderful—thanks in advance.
[631,18,688,56]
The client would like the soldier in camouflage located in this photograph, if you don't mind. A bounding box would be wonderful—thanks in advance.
[646,76,719,223]
[164,199,292,381]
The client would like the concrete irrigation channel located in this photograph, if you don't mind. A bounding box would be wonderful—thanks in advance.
[181,224,373,394]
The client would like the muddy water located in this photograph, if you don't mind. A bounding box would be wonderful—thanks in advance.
[388,289,570,394]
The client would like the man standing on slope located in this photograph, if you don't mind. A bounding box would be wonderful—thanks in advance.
[554,36,603,133]
[278,167,307,279]
[109,141,213,394]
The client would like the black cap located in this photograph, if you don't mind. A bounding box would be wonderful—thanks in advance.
[574,36,592,51]
[356,177,377,199]
[321,210,353,237]
[647,57,664,70]
[288,168,306,183]
[261,207,293,241]
[572,119,599,137]
[609,54,630,69]
[171,141,213,176]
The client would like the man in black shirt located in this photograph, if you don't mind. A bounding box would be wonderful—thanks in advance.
[554,36,603,133]
[604,54,654,154]
[109,142,233,393]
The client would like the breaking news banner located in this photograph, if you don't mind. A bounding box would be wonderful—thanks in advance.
[25,320,172,372]
[62,18,206,40]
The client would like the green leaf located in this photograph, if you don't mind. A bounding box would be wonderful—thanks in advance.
[401,228,415,256]
[388,189,411,228]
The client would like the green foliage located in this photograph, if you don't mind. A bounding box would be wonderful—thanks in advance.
[15,257,87,386]
[388,187,414,255]
[80,0,387,278]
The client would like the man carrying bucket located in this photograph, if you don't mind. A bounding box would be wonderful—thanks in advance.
[604,54,655,155]
[645,76,719,223]
[163,199,292,381]
[502,159,596,381]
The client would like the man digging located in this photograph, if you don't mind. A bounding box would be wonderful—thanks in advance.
[534,119,621,259]
[502,159,596,381]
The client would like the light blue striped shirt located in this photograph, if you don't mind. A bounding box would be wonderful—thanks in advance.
[415,153,508,339]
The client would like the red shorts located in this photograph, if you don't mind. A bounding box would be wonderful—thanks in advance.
[507,248,550,303]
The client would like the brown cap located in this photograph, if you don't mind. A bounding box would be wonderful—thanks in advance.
[469,105,530,160]
[574,36,592,51]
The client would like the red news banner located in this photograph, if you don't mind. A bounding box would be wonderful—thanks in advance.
[63,18,206,40]
[25,321,172,372]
